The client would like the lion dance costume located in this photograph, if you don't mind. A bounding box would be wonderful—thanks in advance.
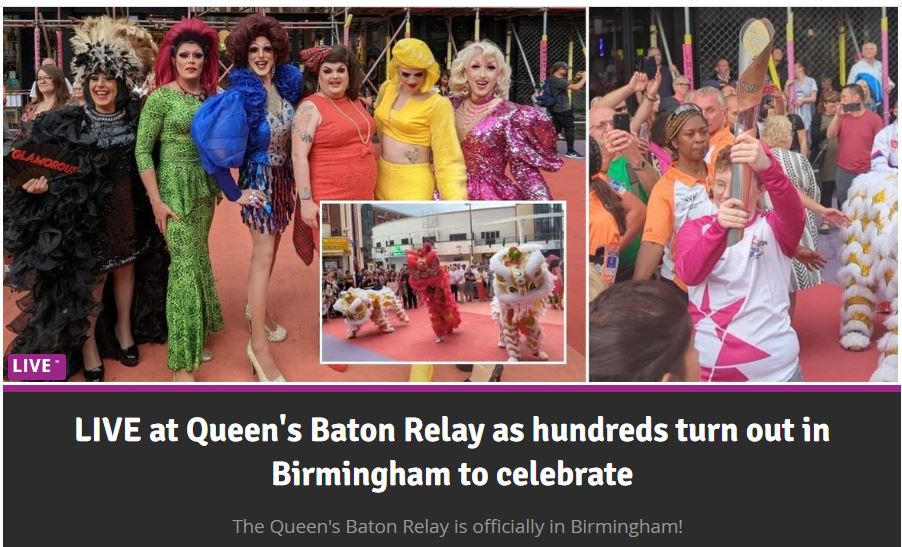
[838,132,897,381]
[332,287,410,339]
[405,242,462,381]
[490,244,556,362]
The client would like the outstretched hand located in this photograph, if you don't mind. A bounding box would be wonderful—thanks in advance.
[795,246,827,271]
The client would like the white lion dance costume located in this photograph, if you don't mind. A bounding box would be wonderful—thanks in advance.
[332,288,410,339]
[490,244,556,362]
[838,121,897,381]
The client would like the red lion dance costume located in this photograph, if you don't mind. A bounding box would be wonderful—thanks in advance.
[405,242,462,382]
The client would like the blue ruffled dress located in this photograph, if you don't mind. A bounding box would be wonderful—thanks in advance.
[192,65,301,234]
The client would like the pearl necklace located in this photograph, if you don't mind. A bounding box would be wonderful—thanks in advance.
[327,94,371,145]
[456,97,500,138]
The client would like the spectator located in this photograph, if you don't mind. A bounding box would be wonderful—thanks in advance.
[771,46,789,88]
[826,84,884,208]
[787,61,817,138]
[588,137,646,288]
[28,57,73,100]
[546,61,586,158]
[725,94,738,129]
[870,97,898,171]
[817,74,839,114]
[813,91,841,231]
[589,280,699,382]
[847,41,895,112]
[646,47,677,100]
[686,86,734,182]
[16,64,73,140]
[672,74,691,105]
[702,57,735,90]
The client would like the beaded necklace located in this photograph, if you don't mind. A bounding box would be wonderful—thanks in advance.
[326,94,371,145]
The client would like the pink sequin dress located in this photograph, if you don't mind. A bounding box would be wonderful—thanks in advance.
[452,98,563,200]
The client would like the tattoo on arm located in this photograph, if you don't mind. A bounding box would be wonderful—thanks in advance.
[298,187,312,200]
[301,133,313,143]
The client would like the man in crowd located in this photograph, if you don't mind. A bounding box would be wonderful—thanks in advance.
[725,94,739,130]
[703,57,735,90]
[687,86,734,182]
[848,41,895,112]
[547,61,587,159]
[826,83,884,207]
[646,47,678,100]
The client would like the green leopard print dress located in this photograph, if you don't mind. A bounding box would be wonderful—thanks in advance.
[136,87,224,372]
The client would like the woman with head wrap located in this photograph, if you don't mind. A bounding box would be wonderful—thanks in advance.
[633,104,718,296]
[291,45,376,265]
[449,40,562,200]
[373,38,467,200]
[4,17,167,381]
[192,14,302,382]
[135,18,223,381]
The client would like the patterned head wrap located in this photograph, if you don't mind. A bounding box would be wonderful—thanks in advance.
[388,38,439,93]
[664,103,705,153]
[299,45,332,75]
[70,16,157,89]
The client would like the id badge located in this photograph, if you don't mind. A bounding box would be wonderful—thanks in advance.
[602,250,619,284]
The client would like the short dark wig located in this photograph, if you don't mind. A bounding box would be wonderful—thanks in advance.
[226,14,290,67]
[301,45,364,100]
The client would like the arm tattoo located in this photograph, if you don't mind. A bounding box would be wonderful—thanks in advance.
[298,187,312,200]
[301,133,313,143]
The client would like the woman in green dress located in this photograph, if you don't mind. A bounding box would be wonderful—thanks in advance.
[135,18,224,381]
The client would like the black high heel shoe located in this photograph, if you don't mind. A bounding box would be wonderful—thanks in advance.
[84,364,105,382]
[119,344,139,367]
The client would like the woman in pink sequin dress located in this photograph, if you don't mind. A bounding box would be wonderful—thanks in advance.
[450,40,563,200]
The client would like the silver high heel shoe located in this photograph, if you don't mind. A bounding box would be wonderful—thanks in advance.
[246,340,285,382]
[245,305,287,342]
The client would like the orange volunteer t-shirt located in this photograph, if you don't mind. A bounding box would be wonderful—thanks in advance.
[641,165,717,291]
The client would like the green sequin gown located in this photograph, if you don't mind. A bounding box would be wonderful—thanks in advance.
[135,87,224,372]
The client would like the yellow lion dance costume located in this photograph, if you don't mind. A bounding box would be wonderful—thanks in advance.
[332,287,410,339]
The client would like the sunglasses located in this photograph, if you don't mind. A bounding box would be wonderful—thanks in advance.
[673,103,703,116]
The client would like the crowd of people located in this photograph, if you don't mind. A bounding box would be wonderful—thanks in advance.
[589,40,897,382]
[3,13,572,383]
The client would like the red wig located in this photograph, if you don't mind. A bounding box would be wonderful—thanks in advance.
[155,18,220,98]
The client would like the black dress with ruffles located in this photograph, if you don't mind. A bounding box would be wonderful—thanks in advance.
[4,103,169,378]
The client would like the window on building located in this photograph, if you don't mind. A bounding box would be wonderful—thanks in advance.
[401,238,410,245]
[376,242,381,248]
[388,240,394,246]
[449,233,467,241]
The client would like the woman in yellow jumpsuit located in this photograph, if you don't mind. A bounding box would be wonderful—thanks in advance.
[374,38,468,201]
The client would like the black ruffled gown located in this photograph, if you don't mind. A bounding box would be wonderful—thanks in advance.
[4,103,169,378]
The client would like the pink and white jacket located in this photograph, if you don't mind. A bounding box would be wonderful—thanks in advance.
[675,149,805,381]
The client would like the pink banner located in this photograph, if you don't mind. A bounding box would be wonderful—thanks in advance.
[682,43,694,89]
[57,31,63,68]
[881,26,890,124]
[34,27,41,73]
[539,40,547,81]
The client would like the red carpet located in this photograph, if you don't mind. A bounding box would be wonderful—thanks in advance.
[795,283,885,381]
[323,302,564,362]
